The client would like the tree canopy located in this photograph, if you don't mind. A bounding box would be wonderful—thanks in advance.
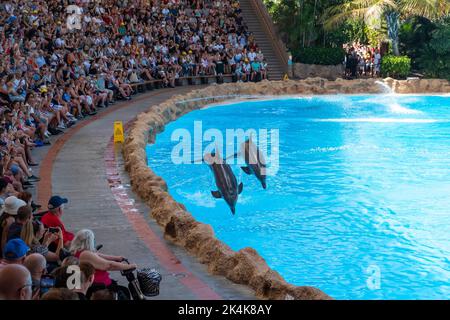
[264,0,450,77]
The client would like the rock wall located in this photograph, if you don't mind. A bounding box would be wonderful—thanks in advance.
[293,63,344,80]
[122,78,449,300]
[383,77,450,93]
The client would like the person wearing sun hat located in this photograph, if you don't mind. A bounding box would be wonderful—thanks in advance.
[0,197,27,257]
[41,196,74,247]
[0,196,26,216]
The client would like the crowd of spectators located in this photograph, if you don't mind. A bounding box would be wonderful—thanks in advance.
[0,0,271,300]
[0,0,268,212]
[1,0,268,98]
[0,195,137,300]
[343,43,383,79]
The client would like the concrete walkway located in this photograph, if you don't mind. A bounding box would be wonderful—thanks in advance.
[33,87,255,300]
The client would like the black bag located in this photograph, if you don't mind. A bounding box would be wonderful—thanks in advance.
[136,268,162,297]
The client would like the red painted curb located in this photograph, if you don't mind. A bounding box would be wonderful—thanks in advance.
[36,89,222,300]
[105,132,222,300]
[37,91,160,205]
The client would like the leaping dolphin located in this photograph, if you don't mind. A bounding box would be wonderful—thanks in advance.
[228,137,267,189]
[201,150,243,215]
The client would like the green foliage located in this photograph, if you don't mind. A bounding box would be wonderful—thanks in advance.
[364,25,385,47]
[399,17,436,69]
[262,0,449,78]
[322,0,450,56]
[263,0,390,54]
[294,47,345,65]
[381,55,411,79]
[324,20,365,47]
[416,22,450,80]
[263,0,349,49]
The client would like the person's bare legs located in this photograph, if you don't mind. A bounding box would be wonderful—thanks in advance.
[122,84,132,96]
[57,109,69,125]
[12,179,23,192]
[118,86,128,97]
[60,105,70,121]
[76,102,83,116]
[12,158,31,177]
[81,100,92,113]
[143,69,153,81]
[98,92,107,107]
[23,141,37,165]
[54,109,61,124]
[38,122,47,140]
[92,95,99,107]
[24,127,36,140]
[14,146,28,166]
[107,90,114,103]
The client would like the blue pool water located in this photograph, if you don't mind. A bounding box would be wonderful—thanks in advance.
[146,94,450,299]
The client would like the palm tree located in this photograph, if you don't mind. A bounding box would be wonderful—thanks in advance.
[322,0,450,55]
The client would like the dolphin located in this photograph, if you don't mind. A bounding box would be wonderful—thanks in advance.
[203,150,243,215]
[228,137,267,189]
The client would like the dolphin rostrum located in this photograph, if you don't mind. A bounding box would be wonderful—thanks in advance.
[203,150,243,215]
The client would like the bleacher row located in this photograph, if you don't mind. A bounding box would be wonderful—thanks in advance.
[0,0,269,300]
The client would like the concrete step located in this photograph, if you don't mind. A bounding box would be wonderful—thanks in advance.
[240,0,287,80]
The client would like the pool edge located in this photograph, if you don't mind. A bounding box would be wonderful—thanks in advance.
[122,78,450,300]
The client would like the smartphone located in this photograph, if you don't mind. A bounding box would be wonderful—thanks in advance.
[40,275,55,289]
[48,227,59,233]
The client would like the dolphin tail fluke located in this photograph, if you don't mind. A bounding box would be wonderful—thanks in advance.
[211,190,222,199]
[238,182,243,194]
[241,166,251,175]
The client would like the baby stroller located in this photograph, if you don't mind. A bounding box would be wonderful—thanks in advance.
[120,259,162,300]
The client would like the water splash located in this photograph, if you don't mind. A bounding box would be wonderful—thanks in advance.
[147,95,450,299]
[312,118,439,123]
[375,81,394,94]
[374,81,423,114]
[176,190,217,208]
[388,103,422,115]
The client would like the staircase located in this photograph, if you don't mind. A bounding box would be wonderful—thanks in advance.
[239,0,288,80]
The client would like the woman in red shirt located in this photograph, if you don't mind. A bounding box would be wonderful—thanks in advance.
[69,229,137,288]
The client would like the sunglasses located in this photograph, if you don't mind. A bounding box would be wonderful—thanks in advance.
[17,283,32,292]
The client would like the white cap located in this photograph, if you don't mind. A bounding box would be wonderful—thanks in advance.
[1,196,27,216]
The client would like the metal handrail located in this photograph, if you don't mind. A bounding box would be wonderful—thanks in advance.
[248,0,289,70]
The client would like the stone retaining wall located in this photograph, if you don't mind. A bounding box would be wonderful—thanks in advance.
[122,78,449,300]
[293,63,344,80]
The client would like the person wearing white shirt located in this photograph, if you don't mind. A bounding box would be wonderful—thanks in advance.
[248,50,256,62]
[373,49,381,77]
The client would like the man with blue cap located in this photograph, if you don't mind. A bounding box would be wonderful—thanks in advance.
[41,196,74,247]
[0,238,30,268]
